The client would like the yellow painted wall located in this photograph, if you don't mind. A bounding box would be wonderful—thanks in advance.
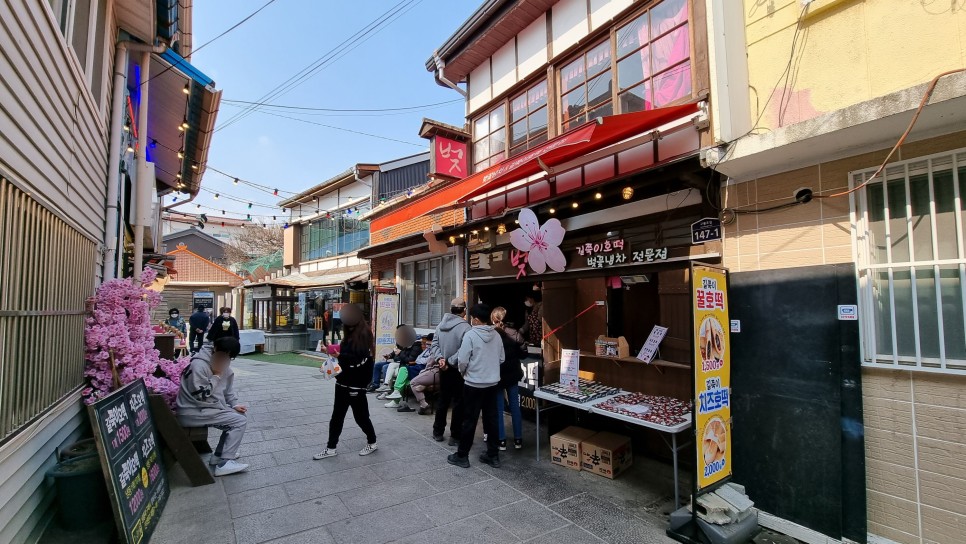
[743,0,966,129]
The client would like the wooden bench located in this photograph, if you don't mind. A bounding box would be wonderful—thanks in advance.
[148,396,215,486]
[184,426,212,454]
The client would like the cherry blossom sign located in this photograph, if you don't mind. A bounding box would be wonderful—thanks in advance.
[433,136,467,178]
[509,208,567,277]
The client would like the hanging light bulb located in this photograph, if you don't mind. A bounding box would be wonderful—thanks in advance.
[221,221,226,227]
[172,196,178,202]
[273,189,279,196]
[571,202,579,209]
[496,224,506,235]
[484,226,489,231]
[594,192,602,200]
[233,178,239,185]
[246,214,251,220]
[622,186,634,200]
[191,163,198,170]
[283,222,289,229]
[177,149,184,159]
[459,233,465,238]
[273,216,276,221]
[181,118,190,129]
[241,224,246,229]
[196,204,201,209]
[448,236,456,244]
[150,139,157,148]
[221,210,225,215]
[182,83,190,95]
[214,193,219,199]
[549,207,556,214]
[126,143,134,153]
[123,121,130,132]
[176,172,182,179]
[247,203,252,209]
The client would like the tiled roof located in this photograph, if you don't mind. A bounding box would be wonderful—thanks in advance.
[167,244,245,286]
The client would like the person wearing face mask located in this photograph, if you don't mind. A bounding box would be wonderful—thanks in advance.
[207,307,240,344]
[519,290,543,346]
[315,303,378,459]
[166,308,187,337]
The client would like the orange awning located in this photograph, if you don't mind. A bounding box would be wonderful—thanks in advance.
[371,103,699,234]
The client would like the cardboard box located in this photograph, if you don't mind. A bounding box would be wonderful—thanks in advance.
[581,431,633,479]
[550,427,598,470]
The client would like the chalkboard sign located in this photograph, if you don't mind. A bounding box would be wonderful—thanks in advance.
[88,379,169,544]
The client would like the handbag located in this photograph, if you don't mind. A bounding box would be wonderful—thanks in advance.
[319,356,342,380]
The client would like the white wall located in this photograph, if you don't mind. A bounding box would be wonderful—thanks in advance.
[552,0,589,56]
[590,0,633,30]
[468,58,492,113]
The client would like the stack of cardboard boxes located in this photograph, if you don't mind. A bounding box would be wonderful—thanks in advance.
[550,426,633,479]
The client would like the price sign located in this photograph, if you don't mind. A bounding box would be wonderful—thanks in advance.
[89,379,169,544]
[691,218,722,245]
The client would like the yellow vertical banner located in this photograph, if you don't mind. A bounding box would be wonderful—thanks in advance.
[693,265,732,491]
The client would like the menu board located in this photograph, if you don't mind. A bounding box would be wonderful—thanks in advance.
[374,293,399,360]
[88,379,169,544]
[692,265,732,492]
[559,349,580,393]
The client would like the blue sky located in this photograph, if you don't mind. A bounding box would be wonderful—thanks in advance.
[179,0,478,222]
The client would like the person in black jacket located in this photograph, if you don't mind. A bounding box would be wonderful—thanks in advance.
[208,307,240,344]
[188,306,210,354]
[492,307,527,451]
[314,304,378,459]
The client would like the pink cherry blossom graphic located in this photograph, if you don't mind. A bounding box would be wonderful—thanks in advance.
[509,208,567,274]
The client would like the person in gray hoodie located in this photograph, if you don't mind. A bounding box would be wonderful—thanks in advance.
[432,298,472,444]
[176,337,249,477]
[447,304,505,469]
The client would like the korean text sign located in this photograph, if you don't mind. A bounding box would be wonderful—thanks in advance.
[433,136,468,178]
[374,293,399,359]
[88,379,169,544]
[692,265,732,491]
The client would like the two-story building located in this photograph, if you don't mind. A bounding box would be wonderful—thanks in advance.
[706,2,966,544]
[0,0,220,540]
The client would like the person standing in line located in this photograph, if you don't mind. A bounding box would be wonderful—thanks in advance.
[188,305,210,354]
[519,290,543,346]
[331,307,343,344]
[176,337,249,476]
[208,307,240,343]
[447,304,504,469]
[314,303,378,459]
[491,307,527,451]
[432,299,472,445]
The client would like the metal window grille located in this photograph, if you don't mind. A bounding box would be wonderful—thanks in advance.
[0,177,96,442]
[854,148,966,374]
[398,255,457,329]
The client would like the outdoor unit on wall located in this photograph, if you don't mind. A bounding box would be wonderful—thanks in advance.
[620,275,649,285]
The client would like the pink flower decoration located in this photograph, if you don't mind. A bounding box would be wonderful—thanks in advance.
[509,208,567,274]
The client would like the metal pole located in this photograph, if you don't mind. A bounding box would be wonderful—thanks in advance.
[132,50,151,281]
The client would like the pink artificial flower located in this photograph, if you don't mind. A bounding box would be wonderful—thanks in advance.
[509,208,567,274]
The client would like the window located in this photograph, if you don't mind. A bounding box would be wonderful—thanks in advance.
[398,255,458,329]
[558,0,692,131]
[615,0,691,113]
[300,212,370,262]
[71,0,92,68]
[47,0,110,104]
[472,106,506,172]
[560,41,613,131]
[855,149,966,374]
[510,80,549,156]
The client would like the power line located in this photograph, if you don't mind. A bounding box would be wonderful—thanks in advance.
[216,0,421,132]
[255,109,426,147]
[144,0,281,86]
[219,97,462,113]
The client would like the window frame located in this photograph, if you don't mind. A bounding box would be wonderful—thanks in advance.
[396,252,461,329]
[555,0,694,132]
[471,104,508,173]
[853,147,966,375]
[509,79,550,156]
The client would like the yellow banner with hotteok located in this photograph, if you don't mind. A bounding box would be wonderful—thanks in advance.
[692,265,732,491]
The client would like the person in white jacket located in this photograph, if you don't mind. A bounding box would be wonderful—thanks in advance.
[447,304,504,469]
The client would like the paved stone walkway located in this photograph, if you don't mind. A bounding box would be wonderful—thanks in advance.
[152,358,680,544]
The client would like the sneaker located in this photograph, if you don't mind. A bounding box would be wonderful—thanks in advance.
[397,404,415,413]
[214,460,249,476]
[384,400,400,408]
[418,405,433,415]
[366,384,378,392]
[313,448,338,460]
[478,452,501,468]
[514,439,523,450]
[498,440,507,451]
[376,385,391,393]
[432,433,445,442]
[483,433,488,443]
[359,443,378,456]
[386,390,403,400]
[208,455,222,466]
[448,437,460,447]
[447,453,470,468]
[376,392,389,400]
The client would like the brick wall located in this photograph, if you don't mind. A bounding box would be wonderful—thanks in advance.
[368,246,432,280]
[370,209,464,246]
[722,131,966,273]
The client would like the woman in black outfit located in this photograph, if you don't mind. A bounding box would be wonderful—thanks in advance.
[314,304,378,459]
[207,307,240,343]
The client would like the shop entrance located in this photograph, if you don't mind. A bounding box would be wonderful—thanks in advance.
[473,281,537,332]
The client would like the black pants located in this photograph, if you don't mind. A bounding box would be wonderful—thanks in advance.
[188,330,204,353]
[433,367,464,438]
[457,384,499,458]
[327,384,377,449]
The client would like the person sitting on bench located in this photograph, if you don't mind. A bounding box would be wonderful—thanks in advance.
[176,337,249,477]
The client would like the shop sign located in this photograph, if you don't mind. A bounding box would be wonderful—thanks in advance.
[509,208,567,279]
[838,305,857,321]
[585,247,667,269]
[560,349,580,392]
[636,325,668,364]
[691,218,722,244]
[192,291,215,311]
[692,265,732,491]
[433,136,467,178]
[374,294,399,359]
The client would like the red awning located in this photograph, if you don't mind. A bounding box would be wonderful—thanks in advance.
[370,103,699,234]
